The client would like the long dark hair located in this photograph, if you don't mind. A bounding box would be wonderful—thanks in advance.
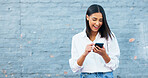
[86,4,113,40]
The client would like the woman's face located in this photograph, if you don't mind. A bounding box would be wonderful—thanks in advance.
[87,12,103,33]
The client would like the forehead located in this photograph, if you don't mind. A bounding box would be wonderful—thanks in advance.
[90,13,103,18]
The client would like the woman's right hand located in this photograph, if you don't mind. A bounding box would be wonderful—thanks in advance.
[83,43,95,56]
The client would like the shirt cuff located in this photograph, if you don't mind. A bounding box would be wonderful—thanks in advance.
[73,62,83,72]
[104,59,116,70]
[69,59,83,73]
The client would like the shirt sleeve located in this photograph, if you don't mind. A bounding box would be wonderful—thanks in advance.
[69,36,83,73]
[105,33,120,70]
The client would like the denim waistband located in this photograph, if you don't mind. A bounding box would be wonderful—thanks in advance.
[80,71,114,78]
[81,71,113,74]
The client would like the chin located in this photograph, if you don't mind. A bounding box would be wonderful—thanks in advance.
[92,29,99,32]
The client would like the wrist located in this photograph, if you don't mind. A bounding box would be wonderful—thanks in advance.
[82,52,88,57]
[101,53,111,63]
[101,52,108,57]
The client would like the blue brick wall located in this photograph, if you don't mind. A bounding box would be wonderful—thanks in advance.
[0,0,148,78]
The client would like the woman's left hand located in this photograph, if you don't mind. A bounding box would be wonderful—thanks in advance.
[93,46,107,56]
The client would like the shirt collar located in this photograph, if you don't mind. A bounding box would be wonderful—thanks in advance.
[81,28,87,38]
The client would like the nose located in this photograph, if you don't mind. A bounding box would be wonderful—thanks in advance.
[96,21,100,26]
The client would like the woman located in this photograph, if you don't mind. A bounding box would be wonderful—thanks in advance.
[69,4,120,78]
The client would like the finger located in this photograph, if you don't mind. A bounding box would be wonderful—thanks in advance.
[89,43,95,46]
[95,46,102,52]
[92,45,95,49]
[94,47,101,53]
[90,46,94,52]
[99,46,105,51]
[89,46,92,49]
[94,47,99,52]
[88,47,92,52]
[96,46,101,50]
[93,47,97,52]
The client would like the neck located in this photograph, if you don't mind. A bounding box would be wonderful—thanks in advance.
[90,31,98,37]
[89,31,98,42]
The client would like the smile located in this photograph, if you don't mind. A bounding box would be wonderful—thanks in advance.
[94,26,98,27]
[93,25,99,29]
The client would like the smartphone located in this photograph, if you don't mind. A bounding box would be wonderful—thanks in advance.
[95,43,104,48]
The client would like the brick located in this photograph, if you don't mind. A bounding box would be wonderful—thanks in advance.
[0,0,148,78]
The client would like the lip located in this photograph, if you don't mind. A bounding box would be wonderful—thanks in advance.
[93,25,99,29]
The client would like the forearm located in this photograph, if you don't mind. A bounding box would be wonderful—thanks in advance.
[77,53,87,66]
[102,53,111,63]
[77,43,94,66]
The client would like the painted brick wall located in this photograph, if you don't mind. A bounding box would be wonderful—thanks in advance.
[0,0,148,78]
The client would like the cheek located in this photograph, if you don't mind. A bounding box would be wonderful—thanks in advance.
[101,22,103,25]
[89,21,95,26]
[100,22,103,25]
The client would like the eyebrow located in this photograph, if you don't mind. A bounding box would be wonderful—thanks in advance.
[92,17,103,19]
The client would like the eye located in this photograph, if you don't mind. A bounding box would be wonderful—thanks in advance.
[92,18,97,21]
[99,18,103,22]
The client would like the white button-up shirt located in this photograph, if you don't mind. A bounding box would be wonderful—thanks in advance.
[69,29,120,73]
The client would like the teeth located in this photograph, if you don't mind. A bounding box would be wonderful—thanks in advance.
[94,26,98,27]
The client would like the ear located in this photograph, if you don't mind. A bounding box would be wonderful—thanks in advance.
[86,15,89,21]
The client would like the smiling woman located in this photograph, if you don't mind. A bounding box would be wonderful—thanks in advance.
[86,13,103,32]
[69,4,120,78]
[85,4,113,40]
